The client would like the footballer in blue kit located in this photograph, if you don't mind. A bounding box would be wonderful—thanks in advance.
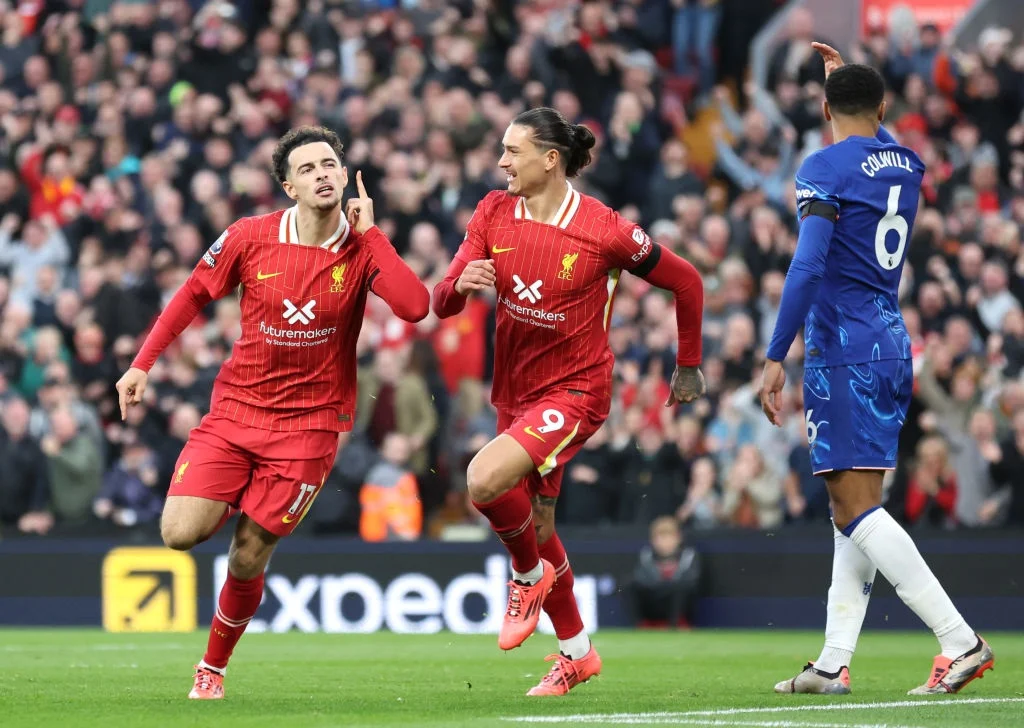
[791,123,919,475]
[760,43,994,697]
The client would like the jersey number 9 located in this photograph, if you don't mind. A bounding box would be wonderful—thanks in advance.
[874,184,909,271]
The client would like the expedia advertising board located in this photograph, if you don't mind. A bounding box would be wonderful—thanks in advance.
[1,532,1022,630]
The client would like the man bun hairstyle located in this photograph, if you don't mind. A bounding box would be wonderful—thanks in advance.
[272,125,346,184]
[824,64,886,117]
[513,107,596,177]
[568,123,596,177]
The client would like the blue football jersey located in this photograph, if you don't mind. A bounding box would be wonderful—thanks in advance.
[794,131,924,368]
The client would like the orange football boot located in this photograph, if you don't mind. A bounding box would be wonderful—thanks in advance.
[527,646,603,696]
[188,665,225,700]
[498,559,556,650]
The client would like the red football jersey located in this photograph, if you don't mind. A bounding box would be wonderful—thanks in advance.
[449,185,655,412]
[190,206,376,432]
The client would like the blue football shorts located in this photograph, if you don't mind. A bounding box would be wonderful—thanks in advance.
[802,358,912,475]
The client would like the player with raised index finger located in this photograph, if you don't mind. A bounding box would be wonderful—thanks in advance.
[116,126,429,699]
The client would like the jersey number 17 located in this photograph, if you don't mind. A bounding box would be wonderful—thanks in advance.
[875,184,909,271]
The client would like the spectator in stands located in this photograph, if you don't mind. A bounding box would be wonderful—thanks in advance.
[616,409,689,525]
[627,516,703,627]
[18,326,69,401]
[0,214,69,307]
[988,409,1024,527]
[644,137,706,225]
[720,443,783,529]
[356,346,438,478]
[916,338,982,434]
[0,396,51,534]
[359,433,422,542]
[676,455,720,529]
[765,6,829,93]
[904,435,959,528]
[0,0,1017,540]
[41,406,102,525]
[672,0,722,99]
[93,442,163,528]
[561,423,619,526]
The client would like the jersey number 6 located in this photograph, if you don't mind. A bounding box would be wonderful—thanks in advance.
[874,184,909,271]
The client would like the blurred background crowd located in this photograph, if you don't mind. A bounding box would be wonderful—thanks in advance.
[0,0,1022,546]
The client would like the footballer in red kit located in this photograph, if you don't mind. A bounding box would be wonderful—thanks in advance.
[115,126,429,699]
[433,108,706,696]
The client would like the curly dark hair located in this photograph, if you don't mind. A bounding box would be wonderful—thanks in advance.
[825,64,886,117]
[271,126,346,184]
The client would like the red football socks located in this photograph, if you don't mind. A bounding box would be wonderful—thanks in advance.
[539,534,584,639]
[472,488,540,574]
[202,571,264,670]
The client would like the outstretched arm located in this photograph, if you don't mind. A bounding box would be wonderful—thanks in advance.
[364,227,430,322]
[131,276,213,372]
[119,223,244,419]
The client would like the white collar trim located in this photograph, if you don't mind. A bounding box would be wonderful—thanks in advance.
[514,182,580,229]
[278,206,351,252]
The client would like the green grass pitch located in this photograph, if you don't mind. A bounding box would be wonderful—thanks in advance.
[0,630,1021,727]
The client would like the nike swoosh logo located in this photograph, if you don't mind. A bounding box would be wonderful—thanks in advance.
[492,246,515,254]
[523,426,545,442]
[282,513,296,523]
[257,271,283,281]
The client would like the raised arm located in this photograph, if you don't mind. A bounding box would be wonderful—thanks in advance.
[346,170,428,322]
[363,227,429,322]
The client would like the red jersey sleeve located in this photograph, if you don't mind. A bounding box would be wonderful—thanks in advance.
[362,226,430,322]
[603,211,655,272]
[432,191,499,318]
[191,221,248,299]
[603,209,703,366]
[130,223,248,372]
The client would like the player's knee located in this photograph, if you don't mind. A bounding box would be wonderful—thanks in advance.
[160,519,200,551]
[466,457,511,504]
[831,511,853,533]
[831,503,874,533]
[227,546,269,581]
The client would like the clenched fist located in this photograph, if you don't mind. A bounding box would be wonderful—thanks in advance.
[455,259,496,295]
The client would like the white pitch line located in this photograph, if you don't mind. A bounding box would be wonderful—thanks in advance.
[509,720,924,728]
[501,697,1024,724]
[503,718,922,727]
[677,697,1024,717]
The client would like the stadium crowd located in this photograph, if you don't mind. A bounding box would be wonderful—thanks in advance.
[0,0,1022,541]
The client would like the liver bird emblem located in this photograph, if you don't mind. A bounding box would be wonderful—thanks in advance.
[558,252,578,280]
